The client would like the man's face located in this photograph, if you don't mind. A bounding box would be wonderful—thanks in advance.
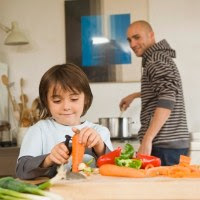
[127,24,155,57]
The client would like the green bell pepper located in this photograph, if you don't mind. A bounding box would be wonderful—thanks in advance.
[120,143,134,159]
[115,158,142,169]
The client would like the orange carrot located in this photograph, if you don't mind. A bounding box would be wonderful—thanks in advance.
[168,165,191,178]
[146,166,169,177]
[179,155,191,166]
[72,132,85,172]
[144,164,154,170]
[99,164,146,178]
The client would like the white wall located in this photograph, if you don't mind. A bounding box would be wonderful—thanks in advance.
[0,0,66,105]
[0,0,200,132]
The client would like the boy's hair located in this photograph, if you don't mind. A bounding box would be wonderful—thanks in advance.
[39,63,93,118]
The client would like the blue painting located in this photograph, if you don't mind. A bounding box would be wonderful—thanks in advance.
[81,14,131,67]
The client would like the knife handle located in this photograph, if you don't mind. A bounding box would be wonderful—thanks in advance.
[65,135,72,155]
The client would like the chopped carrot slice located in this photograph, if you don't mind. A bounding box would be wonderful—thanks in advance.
[179,155,191,166]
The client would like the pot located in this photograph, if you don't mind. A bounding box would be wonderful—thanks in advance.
[99,117,134,138]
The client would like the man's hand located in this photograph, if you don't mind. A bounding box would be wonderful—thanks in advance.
[119,92,141,111]
[138,137,152,155]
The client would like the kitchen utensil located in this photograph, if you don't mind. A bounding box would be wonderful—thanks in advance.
[119,110,124,118]
[19,94,31,127]
[19,78,25,118]
[65,171,86,180]
[64,135,86,180]
[99,117,135,138]
[31,98,41,123]
[20,117,32,127]
[65,135,72,155]
[20,94,28,109]
[0,120,12,147]
[1,75,18,111]
[31,98,39,111]
[119,107,125,117]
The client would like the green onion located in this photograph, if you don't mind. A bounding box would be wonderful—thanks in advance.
[0,187,50,200]
[38,164,67,190]
[0,177,63,200]
[0,193,23,200]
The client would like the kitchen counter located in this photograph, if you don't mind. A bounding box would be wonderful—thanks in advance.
[48,174,200,200]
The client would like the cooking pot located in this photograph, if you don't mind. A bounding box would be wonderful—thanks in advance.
[99,117,134,138]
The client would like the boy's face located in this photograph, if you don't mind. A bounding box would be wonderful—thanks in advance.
[47,85,85,126]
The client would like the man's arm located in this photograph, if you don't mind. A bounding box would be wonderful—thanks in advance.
[138,107,171,155]
[119,92,141,111]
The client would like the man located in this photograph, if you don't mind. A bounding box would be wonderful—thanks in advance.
[119,20,190,166]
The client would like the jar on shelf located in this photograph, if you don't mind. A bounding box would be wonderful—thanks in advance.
[0,121,12,147]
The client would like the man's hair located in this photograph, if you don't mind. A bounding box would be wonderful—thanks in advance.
[130,20,153,33]
[39,63,93,118]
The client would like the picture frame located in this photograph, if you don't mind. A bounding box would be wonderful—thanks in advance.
[65,0,148,82]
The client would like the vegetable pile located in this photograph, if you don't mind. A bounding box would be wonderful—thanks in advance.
[115,144,142,169]
[97,143,160,170]
[97,144,200,178]
[0,176,63,200]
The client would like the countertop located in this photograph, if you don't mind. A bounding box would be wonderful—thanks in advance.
[48,174,200,200]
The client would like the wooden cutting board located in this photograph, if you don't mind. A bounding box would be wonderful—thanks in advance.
[49,174,200,200]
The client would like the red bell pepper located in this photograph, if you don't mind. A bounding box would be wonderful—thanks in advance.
[136,153,161,169]
[97,147,122,167]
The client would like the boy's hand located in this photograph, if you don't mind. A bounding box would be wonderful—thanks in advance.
[73,127,101,148]
[43,142,70,167]
[72,127,105,156]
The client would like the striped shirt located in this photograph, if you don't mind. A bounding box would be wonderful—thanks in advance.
[138,39,190,148]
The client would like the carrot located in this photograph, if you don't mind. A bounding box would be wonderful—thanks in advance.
[179,155,191,166]
[168,165,191,178]
[99,164,146,178]
[72,131,85,172]
[146,166,169,177]
[144,164,154,170]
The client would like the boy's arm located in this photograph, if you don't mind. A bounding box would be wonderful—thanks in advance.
[16,155,57,180]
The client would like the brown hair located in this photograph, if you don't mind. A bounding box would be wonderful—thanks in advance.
[39,63,93,118]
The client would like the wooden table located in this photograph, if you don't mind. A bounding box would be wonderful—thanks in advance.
[49,174,200,200]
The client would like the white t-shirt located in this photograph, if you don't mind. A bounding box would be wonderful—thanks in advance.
[19,118,113,160]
